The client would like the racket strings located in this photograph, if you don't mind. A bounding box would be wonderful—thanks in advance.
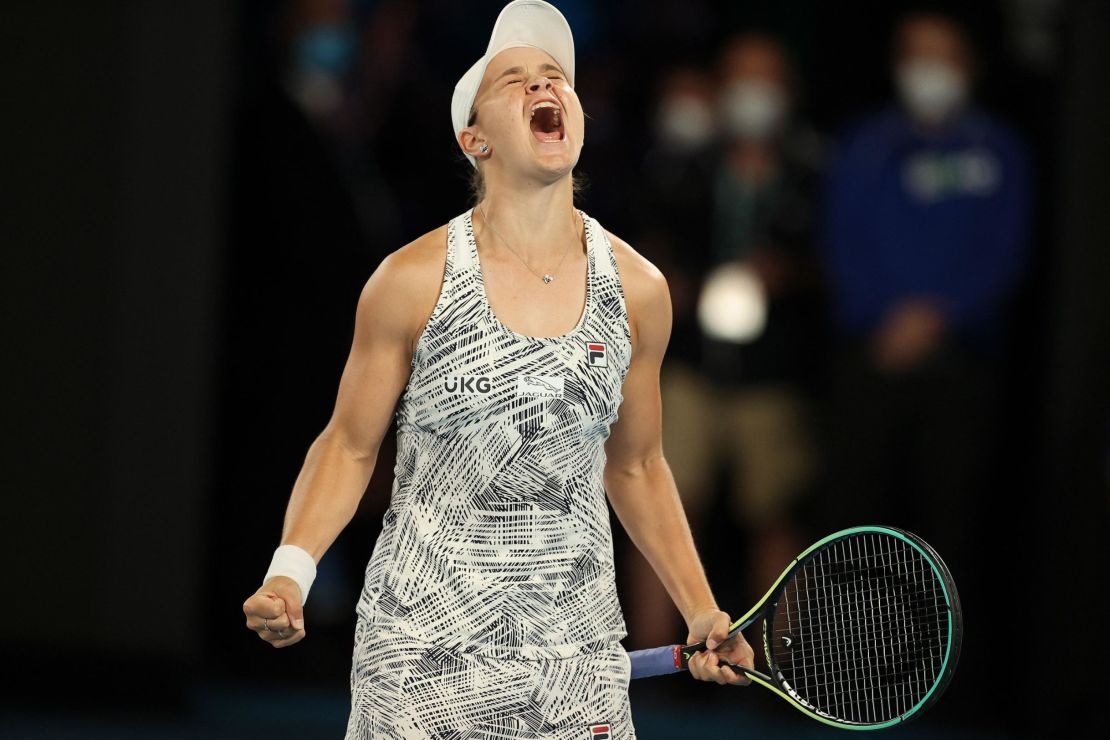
[769,533,949,724]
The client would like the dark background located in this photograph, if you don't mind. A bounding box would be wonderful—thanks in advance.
[4,1,1109,738]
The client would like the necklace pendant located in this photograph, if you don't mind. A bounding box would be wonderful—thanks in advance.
[543,274,554,284]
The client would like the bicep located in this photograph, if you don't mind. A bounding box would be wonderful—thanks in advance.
[320,261,422,460]
[605,276,672,470]
[605,351,664,471]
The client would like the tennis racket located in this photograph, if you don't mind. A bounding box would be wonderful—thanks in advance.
[628,525,962,730]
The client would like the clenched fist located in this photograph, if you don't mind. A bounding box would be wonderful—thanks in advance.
[685,607,755,686]
[243,576,306,648]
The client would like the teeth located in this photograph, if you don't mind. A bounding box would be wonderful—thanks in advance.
[530,101,560,118]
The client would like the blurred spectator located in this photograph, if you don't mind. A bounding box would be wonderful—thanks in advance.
[278,0,414,245]
[635,65,719,348]
[627,34,823,647]
[284,0,361,126]
[819,13,1031,577]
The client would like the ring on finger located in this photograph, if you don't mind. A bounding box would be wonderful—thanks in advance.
[263,618,271,632]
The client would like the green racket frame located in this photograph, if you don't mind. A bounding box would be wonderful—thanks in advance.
[631,525,963,730]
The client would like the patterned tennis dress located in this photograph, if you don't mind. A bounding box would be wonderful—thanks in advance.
[345,209,636,739]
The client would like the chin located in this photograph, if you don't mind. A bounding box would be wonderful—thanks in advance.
[529,143,580,181]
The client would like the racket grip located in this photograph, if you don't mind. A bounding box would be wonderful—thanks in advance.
[628,645,685,679]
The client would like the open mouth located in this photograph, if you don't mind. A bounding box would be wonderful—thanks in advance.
[530,102,565,143]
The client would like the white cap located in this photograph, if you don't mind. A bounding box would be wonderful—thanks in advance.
[451,0,576,168]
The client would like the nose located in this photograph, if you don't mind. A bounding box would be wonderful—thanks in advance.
[526,74,553,94]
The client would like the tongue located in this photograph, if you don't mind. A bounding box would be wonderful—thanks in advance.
[532,129,563,143]
[530,108,563,143]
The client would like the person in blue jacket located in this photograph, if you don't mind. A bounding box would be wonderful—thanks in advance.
[820,11,1031,575]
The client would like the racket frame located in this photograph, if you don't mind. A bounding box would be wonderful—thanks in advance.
[644,525,963,731]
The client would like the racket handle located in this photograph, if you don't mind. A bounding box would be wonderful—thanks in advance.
[628,645,685,679]
[629,641,758,681]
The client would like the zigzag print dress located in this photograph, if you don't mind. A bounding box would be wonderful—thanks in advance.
[345,209,636,739]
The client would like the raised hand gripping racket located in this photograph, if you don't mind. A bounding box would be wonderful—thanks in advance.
[628,526,963,731]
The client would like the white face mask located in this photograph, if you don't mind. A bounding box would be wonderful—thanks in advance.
[656,95,716,152]
[720,80,787,141]
[897,60,969,126]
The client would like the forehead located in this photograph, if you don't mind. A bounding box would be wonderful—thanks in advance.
[898,18,970,61]
[720,37,788,82]
[477,46,565,92]
[662,68,713,100]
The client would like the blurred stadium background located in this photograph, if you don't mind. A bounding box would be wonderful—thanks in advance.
[4,0,1109,737]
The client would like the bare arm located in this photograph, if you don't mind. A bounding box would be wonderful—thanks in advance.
[603,241,714,625]
[604,233,753,684]
[242,228,446,647]
[278,265,415,560]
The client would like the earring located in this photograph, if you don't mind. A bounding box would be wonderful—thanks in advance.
[479,144,489,154]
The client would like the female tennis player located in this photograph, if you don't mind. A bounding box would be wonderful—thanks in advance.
[242,1,753,736]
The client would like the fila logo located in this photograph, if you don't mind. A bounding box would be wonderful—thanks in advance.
[517,374,564,399]
[587,723,610,740]
[444,375,492,394]
[586,341,607,367]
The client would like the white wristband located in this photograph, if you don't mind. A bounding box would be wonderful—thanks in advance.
[263,544,317,606]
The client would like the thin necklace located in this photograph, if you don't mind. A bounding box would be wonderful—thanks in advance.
[477,203,579,284]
